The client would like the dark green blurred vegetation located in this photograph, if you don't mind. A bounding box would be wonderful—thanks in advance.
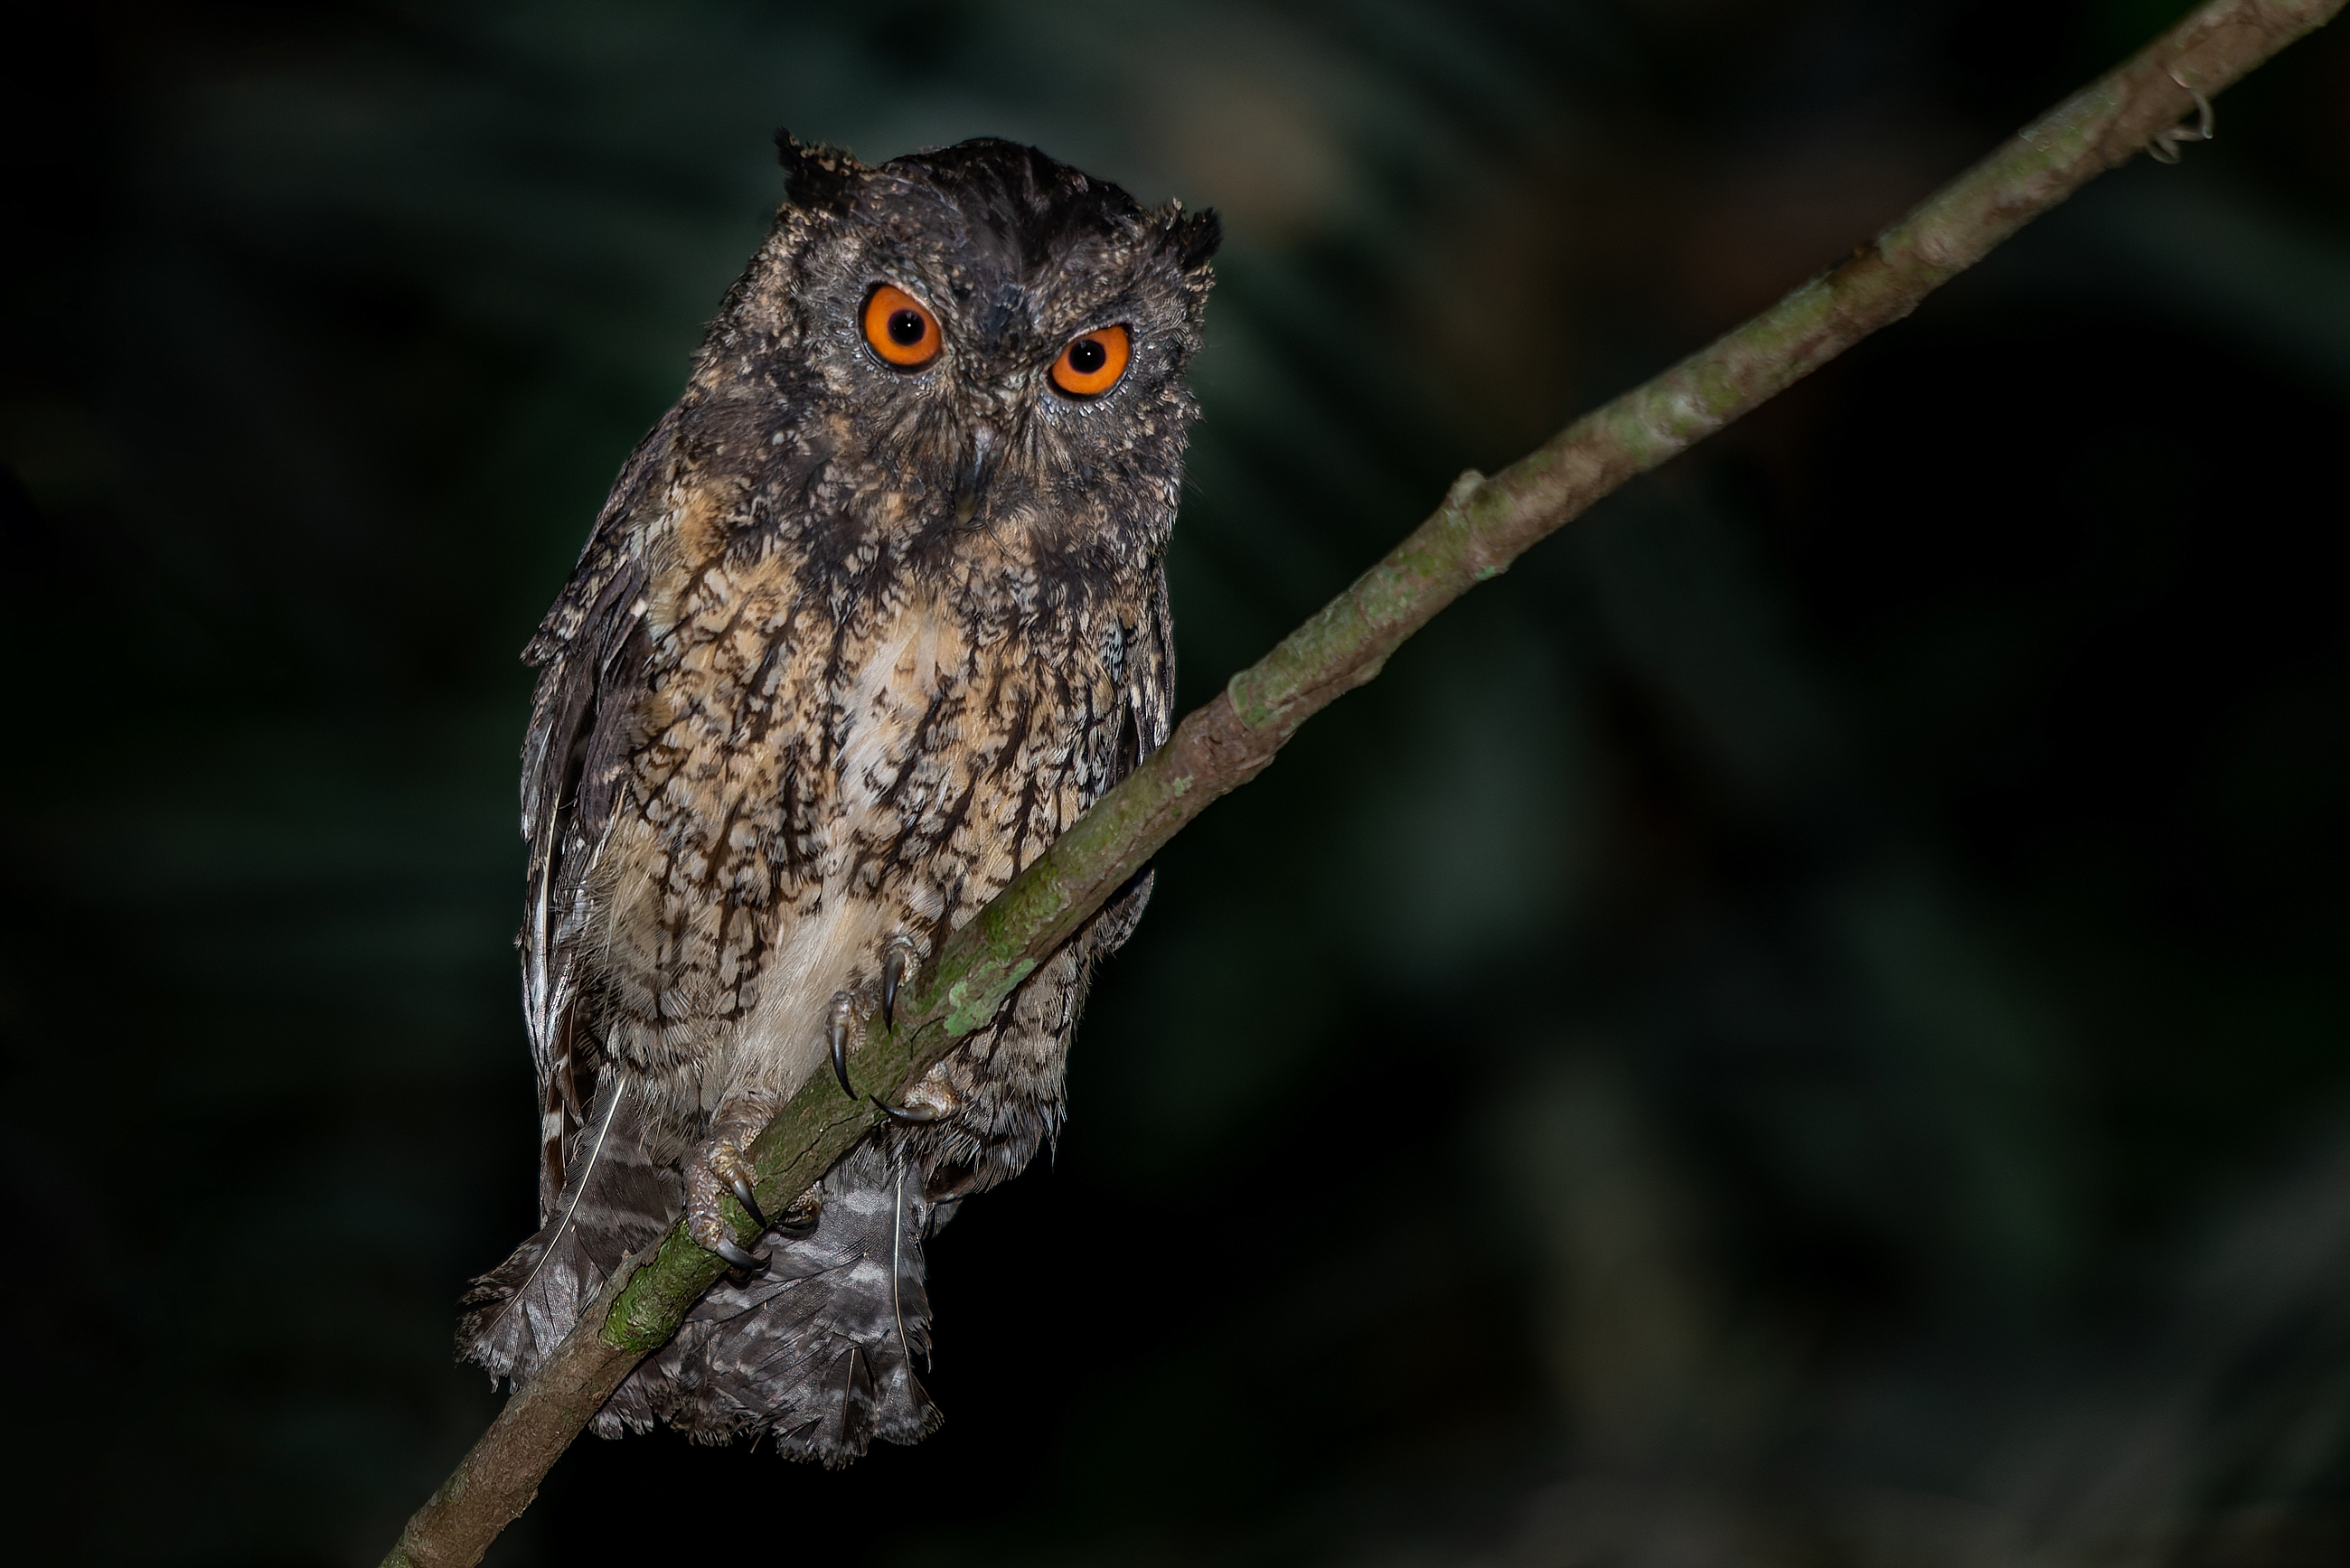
[5,2,2348,1563]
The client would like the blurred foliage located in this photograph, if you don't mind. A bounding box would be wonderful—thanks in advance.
[4,2,2348,1564]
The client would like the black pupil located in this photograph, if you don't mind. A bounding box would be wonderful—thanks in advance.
[887,309,926,346]
[1067,337,1108,375]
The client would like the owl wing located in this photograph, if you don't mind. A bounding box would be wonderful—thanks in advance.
[457,415,678,1385]
[518,408,672,1219]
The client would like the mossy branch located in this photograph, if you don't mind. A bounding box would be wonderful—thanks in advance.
[381,2,2344,1561]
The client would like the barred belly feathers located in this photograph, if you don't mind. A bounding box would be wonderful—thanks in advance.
[456,135,1218,1463]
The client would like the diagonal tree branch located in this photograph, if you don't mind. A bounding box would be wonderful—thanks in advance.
[381,2,2343,1561]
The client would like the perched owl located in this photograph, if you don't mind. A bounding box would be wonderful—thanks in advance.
[456,135,1218,1463]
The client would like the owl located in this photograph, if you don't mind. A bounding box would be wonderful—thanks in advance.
[456,135,1218,1463]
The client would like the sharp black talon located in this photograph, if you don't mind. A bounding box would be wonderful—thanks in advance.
[872,1094,939,1126]
[728,1177,769,1232]
[712,1238,766,1272]
[881,948,906,1029]
[831,1019,853,1098]
[773,1202,820,1234]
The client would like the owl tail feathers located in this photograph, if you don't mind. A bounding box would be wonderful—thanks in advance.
[456,1071,679,1387]
[597,1137,944,1466]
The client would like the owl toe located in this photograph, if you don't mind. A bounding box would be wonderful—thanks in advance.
[710,1237,766,1273]
[727,1174,769,1231]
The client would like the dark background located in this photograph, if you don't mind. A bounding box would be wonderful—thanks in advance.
[5,2,2348,1563]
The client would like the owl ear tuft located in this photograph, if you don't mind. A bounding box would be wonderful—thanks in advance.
[774,129,860,214]
[1162,204,1222,274]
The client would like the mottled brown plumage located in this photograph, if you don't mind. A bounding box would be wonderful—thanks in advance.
[457,136,1217,1461]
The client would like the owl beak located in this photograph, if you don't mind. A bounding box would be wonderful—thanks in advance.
[954,426,1002,526]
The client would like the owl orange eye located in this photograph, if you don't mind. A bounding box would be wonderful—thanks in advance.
[1050,325,1131,396]
[861,284,941,369]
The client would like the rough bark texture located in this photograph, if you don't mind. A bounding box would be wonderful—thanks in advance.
[381,3,2345,1561]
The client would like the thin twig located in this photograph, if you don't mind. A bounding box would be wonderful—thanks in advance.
[381,3,2343,1561]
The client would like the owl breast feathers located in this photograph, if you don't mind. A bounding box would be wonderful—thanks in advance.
[456,136,1218,1463]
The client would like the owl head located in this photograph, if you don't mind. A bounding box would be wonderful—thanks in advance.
[691,135,1221,589]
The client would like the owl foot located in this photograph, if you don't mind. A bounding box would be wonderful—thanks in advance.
[686,1131,772,1272]
[832,940,922,1099]
[871,1094,938,1126]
